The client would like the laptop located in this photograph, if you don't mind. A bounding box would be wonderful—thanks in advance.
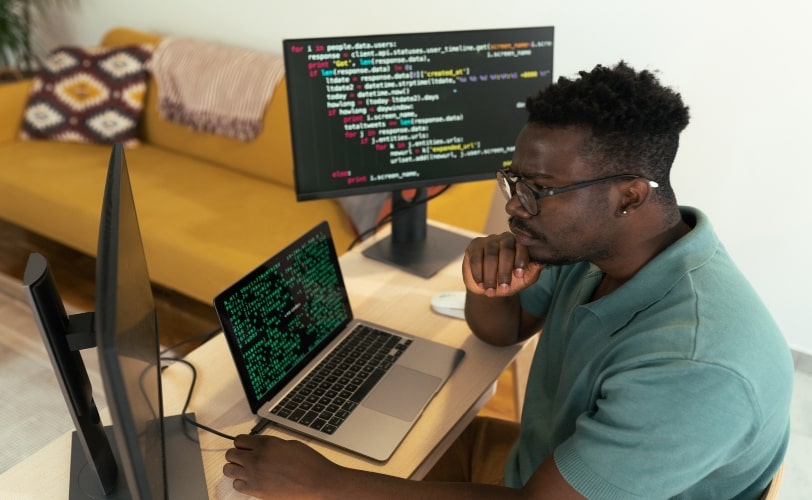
[214,221,465,461]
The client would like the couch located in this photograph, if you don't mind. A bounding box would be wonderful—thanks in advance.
[0,27,494,305]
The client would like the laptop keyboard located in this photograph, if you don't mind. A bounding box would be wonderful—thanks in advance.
[270,324,412,434]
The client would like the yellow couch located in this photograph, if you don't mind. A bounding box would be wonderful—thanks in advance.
[0,27,494,305]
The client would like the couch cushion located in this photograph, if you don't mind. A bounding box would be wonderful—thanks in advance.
[0,79,32,142]
[0,141,356,303]
[19,45,153,146]
[139,78,296,188]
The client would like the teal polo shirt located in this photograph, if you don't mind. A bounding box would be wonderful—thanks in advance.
[505,207,793,499]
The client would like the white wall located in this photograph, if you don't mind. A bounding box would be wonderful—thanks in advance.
[38,0,812,353]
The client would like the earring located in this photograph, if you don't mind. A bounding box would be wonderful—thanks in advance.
[621,210,628,215]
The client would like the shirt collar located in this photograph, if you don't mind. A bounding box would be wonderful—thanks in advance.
[580,206,722,336]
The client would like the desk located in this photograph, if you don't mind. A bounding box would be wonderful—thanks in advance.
[0,221,523,498]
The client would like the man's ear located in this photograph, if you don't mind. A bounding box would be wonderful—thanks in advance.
[617,178,656,216]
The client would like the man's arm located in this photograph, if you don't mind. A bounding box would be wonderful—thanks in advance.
[223,435,585,499]
[462,233,545,346]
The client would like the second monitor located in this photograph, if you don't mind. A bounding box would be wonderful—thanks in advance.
[283,26,554,277]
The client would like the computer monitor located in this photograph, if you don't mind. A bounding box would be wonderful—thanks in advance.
[283,26,554,277]
[24,144,207,498]
[94,143,166,498]
[23,253,119,495]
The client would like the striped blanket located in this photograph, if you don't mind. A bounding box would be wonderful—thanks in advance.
[147,37,284,141]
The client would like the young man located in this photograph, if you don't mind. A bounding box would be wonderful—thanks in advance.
[223,62,793,499]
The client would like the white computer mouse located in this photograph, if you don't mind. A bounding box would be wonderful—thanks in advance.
[430,290,466,320]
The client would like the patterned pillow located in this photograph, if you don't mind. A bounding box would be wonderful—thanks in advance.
[19,44,153,146]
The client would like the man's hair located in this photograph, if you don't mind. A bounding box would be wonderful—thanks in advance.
[525,61,690,205]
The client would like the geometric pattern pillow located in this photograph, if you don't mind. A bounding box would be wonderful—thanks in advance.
[19,44,153,147]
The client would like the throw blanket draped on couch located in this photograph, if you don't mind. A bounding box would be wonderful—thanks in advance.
[148,37,285,141]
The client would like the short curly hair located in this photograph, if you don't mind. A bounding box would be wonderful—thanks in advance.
[525,61,690,205]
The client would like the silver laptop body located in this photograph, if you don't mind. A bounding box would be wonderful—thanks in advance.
[214,221,464,461]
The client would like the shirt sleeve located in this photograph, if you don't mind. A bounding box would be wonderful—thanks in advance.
[519,266,557,316]
[553,360,761,499]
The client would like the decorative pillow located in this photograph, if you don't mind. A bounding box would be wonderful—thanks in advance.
[19,44,153,146]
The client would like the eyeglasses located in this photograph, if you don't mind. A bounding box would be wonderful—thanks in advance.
[496,168,659,216]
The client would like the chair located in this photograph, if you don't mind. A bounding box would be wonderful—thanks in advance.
[759,461,785,500]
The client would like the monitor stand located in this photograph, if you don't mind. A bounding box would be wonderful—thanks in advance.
[363,225,472,278]
[362,188,471,278]
[69,414,208,499]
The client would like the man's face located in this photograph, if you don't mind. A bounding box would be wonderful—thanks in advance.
[506,125,620,266]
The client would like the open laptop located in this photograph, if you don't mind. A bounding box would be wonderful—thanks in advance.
[214,221,465,461]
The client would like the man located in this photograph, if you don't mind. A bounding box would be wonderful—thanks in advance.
[223,62,793,498]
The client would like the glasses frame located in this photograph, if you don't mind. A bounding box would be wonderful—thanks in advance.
[496,168,658,216]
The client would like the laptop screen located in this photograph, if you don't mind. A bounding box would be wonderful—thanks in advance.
[215,221,353,411]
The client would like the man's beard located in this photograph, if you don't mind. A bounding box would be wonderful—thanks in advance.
[509,217,613,267]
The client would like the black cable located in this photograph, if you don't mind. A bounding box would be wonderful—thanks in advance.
[160,326,220,356]
[346,185,451,252]
[249,418,272,435]
[161,356,236,441]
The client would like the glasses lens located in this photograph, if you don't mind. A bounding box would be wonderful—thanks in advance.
[516,183,539,215]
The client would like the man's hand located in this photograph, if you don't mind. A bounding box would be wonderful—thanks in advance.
[463,232,543,297]
[460,232,544,346]
[224,434,340,499]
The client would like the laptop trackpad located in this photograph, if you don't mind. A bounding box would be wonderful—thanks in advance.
[362,365,441,422]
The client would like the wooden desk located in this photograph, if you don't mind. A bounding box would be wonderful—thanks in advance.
[0,221,522,498]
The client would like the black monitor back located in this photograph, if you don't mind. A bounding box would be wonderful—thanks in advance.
[23,253,119,495]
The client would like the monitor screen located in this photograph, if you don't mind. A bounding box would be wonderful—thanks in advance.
[283,26,553,276]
